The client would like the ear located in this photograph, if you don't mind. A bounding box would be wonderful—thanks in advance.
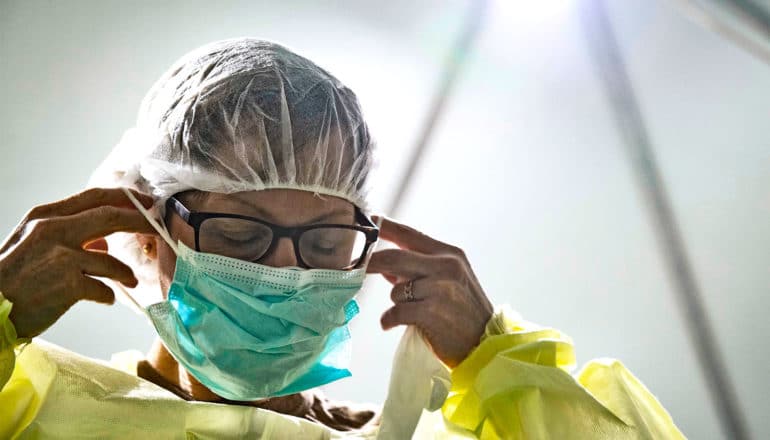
[135,233,159,260]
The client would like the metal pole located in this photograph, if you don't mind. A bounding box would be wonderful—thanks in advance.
[579,1,751,439]
[386,0,489,217]
[672,0,770,64]
[719,0,770,40]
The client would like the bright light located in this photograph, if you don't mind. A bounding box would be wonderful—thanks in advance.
[492,0,573,29]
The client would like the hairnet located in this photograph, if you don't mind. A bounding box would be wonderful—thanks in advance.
[88,38,375,306]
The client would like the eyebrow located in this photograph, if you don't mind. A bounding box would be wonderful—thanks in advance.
[214,196,353,225]
[305,209,354,225]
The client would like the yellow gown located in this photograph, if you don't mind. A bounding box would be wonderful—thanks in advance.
[0,296,684,439]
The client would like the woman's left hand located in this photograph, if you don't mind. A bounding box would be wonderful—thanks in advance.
[367,217,494,368]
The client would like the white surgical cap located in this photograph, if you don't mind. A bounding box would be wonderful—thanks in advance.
[89,38,375,306]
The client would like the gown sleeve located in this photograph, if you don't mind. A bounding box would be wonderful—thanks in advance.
[441,306,686,439]
[0,293,39,440]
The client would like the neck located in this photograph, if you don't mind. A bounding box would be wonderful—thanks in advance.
[142,338,313,416]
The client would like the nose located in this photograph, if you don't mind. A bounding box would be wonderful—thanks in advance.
[258,237,299,267]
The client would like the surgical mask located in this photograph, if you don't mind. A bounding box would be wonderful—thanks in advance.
[120,189,366,401]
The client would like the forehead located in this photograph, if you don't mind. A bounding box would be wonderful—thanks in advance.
[188,189,355,225]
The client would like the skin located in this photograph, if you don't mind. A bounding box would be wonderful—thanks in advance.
[0,186,494,416]
[140,189,357,408]
[0,188,155,338]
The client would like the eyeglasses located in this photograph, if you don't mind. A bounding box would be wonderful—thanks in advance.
[166,196,379,270]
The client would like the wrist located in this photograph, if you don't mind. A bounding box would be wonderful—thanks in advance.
[482,305,524,340]
[0,291,27,351]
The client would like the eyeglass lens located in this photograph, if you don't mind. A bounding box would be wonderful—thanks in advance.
[198,217,367,269]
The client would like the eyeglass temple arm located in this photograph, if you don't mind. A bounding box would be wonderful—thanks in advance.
[167,196,192,222]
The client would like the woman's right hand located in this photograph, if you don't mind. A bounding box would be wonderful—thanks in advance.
[0,188,155,339]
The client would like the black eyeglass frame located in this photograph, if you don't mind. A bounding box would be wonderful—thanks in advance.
[166,196,379,270]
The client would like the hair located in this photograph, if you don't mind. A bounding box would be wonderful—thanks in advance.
[89,38,376,306]
[132,38,375,207]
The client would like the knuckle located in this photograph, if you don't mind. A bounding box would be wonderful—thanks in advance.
[94,205,120,223]
[25,205,49,221]
[446,283,465,302]
[54,248,81,279]
[433,279,463,301]
[432,279,456,293]
[439,255,465,274]
[414,229,430,241]
[28,218,56,237]
[427,298,450,317]
[419,300,439,319]
[84,187,109,202]
[50,243,72,259]
[450,245,468,261]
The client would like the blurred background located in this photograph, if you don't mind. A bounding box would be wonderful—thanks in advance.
[1,0,768,438]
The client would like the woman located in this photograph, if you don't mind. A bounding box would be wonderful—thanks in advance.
[0,38,684,438]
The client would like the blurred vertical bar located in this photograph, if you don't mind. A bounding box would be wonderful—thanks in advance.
[717,0,770,40]
[579,1,751,439]
[672,0,770,64]
[386,0,490,217]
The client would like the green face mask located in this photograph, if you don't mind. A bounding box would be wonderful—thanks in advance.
[122,189,366,401]
[148,242,364,400]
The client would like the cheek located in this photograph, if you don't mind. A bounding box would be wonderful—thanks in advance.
[156,213,197,297]
[156,240,177,299]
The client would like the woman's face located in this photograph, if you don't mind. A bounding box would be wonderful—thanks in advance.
[154,188,356,296]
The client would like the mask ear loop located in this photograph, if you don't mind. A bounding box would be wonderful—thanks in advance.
[113,275,146,315]
[111,188,180,314]
[121,187,179,254]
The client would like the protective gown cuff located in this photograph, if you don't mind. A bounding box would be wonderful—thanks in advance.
[441,305,685,439]
[441,305,578,437]
[481,304,524,340]
[0,293,30,390]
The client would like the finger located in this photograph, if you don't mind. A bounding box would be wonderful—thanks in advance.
[84,238,109,252]
[367,248,432,280]
[56,206,156,246]
[77,250,138,287]
[390,279,429,303]
[381,302,424,331]
[79,276,117,305]
[367,248,464,281]
[372,216,459,256]
[382,273,399,285]
[28,187,153,220]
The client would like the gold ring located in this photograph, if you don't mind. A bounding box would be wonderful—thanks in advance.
[404,280,415,302]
